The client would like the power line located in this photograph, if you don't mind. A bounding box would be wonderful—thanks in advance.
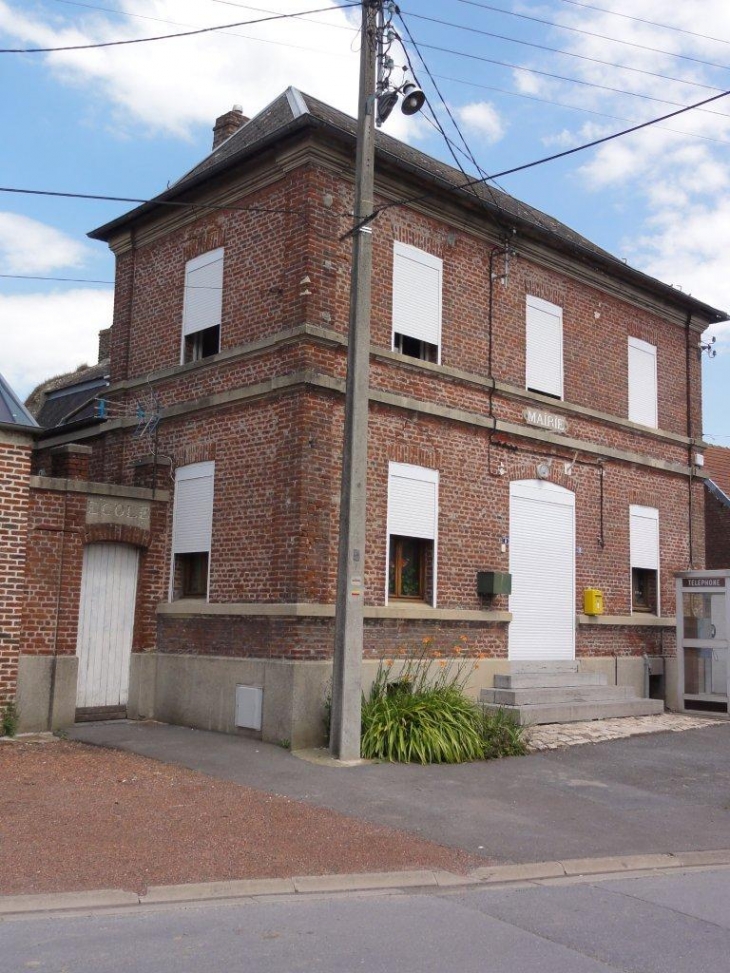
[555,0,730,48]
[0,185,311,216]
[453,0,730,70]
[396,11,511,231]
[0,3,358,53]
[430,71,730,148]
[343,85,730,237]
[404,9,728,94]
[406,39,730,120]
[50,0,358,58]
[0,274,113,284]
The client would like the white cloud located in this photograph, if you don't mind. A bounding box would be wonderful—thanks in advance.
[0,289,113,396]
[456,101,505,143]
[0,0,363,139]
[520,0,730,316]
[0,212,90,274]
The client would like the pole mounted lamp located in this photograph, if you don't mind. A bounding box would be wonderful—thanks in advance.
[330,0,425,762]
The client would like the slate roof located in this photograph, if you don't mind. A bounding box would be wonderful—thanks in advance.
[90,87,727,324]
[0,372,39,431]
[25,360,109,431]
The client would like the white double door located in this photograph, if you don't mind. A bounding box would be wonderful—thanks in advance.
[508,480,575,661]
[76,543,139,709]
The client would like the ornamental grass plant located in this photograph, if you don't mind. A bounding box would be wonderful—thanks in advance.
[359,640,527,764]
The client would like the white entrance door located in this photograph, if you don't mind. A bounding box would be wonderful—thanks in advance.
[508,480,575,661]
[76,543,139,708]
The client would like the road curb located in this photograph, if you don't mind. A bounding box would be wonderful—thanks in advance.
[3,850,730,917]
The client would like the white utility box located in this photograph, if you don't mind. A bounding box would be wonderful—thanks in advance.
[235,685,263,730]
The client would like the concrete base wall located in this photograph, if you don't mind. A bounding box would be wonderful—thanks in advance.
[123,654,660,748]
[16,655,78,732]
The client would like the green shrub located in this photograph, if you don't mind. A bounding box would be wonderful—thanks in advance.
[361,684,485,764]
[479,707,528,759]
[1,700,19,738]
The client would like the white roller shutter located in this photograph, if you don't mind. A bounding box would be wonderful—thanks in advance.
[182,248,224,338]
[509,480,575,661]
[628,337,658,428]
[630,505,659,570]
[392,242,442,355]
[526,295,563,398]
[172,461,215,554]
[387,462,438,539]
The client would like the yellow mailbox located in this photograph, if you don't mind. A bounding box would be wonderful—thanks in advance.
[583,588,604,616]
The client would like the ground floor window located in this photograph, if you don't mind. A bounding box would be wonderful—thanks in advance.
[388,535,432,601]
[174,551,209,598]
[632,567,658,613]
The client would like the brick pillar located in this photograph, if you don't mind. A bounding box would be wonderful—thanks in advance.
[50,443,92,480]
[0,432,33,709]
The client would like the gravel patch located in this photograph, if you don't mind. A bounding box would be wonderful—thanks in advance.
[0,740,481,896]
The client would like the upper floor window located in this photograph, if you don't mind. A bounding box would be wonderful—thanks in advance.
[526,295,563,399]
[629,504,660,614]
[387,462,439,605]
[181,248,224,364]
[628,336,658,428]
[171,461,215,600]
[392,242,442,364]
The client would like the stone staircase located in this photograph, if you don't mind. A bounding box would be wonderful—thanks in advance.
[480,662,664,725]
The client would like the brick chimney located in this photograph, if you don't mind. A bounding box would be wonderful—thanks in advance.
[212,105,248,150]
[98,327,111,363]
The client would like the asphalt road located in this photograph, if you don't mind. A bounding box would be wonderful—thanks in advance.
[4,867,730,973]
[70,720,730,864]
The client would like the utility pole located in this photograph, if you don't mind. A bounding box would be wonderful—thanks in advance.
[330,0,379,760]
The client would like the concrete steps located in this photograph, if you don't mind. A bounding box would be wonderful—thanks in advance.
[481,663,664,726]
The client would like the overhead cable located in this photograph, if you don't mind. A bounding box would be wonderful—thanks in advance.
[0,3,358,53]
[342,85,730,237]
[453,0,730,69]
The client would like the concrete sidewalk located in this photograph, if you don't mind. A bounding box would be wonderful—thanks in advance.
[69,719,730,865]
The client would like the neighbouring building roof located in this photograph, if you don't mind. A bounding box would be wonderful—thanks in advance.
[90,86,727,326]
[25,360,109,432]
[0,372,38,431]
[705,445,730,504]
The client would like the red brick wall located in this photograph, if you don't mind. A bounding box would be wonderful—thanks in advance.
[0,436,32,705]
[20,483,168,660]
[88,154,707,665]
[705,489,730,569]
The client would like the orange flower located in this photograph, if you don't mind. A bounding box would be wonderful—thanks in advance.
[453,646,462,654]
[385,659,393,668]
[438,660,447,668]
[477,652,485,660]
[460,635,469,643]
[422,636,433,645]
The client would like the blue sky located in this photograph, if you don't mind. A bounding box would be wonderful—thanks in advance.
[0,0,728,441]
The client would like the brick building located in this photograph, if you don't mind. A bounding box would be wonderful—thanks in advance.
[0,374,37,714]
[18,88,727,743]
[704,446,730,569]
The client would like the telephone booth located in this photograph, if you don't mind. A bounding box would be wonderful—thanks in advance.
[675,570,730,715]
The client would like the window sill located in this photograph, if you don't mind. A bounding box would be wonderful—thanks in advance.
[577,613,675,627]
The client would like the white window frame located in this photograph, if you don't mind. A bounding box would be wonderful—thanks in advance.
[180,247,224,364]
[169,461,215,601]
[629,504,660,615]
[628,336,658,428]
[391,242,443,364]
[385,462,439,606]
[525,294,564,399]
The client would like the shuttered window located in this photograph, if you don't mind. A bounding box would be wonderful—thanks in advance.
[387,463,439,605]
[526,295,563,399]
[182,248,224,339]
[388,462,438,539]
[630,505,659,570]
[172,461,215,554]
[628,337,658,428]
[392,242,442,361]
